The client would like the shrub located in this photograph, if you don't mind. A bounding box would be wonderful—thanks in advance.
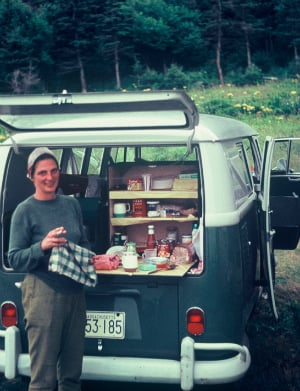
[228,64,264,86]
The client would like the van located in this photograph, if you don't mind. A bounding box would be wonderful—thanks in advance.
[0,91,297,390]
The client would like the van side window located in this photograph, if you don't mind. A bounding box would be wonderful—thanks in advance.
[271,139,300,174]
[225,142,253,206]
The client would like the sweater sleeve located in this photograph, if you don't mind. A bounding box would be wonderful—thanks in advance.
[8,204,46,272]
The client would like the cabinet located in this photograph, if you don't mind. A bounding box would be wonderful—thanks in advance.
[108,164,199,249]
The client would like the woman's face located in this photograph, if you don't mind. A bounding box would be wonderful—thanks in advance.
[31,158,60,200]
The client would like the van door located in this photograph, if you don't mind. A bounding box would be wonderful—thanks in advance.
[259,136,278,319]
[260,137,300,319]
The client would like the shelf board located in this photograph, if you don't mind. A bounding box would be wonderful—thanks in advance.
[111,216,197,226]
[110,190,197,199]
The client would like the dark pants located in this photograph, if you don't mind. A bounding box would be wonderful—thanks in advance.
[21,274,86,391]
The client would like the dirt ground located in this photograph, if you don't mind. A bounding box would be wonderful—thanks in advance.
[235,248,300,391]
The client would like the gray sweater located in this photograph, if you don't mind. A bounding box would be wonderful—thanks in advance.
[8,195,91,293]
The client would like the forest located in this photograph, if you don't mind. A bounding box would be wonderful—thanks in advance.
[0,0,299,93]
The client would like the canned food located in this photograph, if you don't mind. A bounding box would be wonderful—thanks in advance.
[157,240,171,258]
[132,199,147,217]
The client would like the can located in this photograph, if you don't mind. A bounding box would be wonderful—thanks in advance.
[157,240,171,258]
[132,199,147,217]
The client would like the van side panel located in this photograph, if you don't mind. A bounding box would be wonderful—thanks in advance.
[177,205,259,358]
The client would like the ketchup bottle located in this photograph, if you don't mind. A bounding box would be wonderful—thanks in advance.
[147,225,156,249]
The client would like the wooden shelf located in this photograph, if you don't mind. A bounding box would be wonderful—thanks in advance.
[110,190,197,199]
[111,216,197,226]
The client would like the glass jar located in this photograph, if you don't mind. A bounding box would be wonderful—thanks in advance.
[147,201,160,217]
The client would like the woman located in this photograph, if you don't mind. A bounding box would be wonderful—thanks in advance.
[8,147,91,391]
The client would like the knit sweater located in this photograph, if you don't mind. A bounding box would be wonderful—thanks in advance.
[8,194,91,293]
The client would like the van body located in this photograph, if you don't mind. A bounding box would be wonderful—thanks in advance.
[0,91,297,390]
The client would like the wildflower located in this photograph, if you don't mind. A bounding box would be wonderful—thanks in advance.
[254,91,261,96]
[261,106,273,113]
[290,90,297,95]
[227,93,233,98]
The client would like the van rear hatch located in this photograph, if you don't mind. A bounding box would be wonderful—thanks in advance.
[85,276,179,358]
[0,90,198,133]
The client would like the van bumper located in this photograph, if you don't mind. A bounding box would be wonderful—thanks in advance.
[0,328,250,390]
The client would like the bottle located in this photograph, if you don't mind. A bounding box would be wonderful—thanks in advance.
[147,225,156,249]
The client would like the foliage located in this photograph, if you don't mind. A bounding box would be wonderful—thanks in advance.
[228,64,264,86]
[190,78,300,120]
[0,0,52,92]
[0,78,299,144]
[0,0,299,92]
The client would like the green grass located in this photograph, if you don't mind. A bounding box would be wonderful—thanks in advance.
[190,78,300,145]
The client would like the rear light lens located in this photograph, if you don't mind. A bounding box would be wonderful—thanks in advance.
[186,307,205,335]
[1,302,18,328]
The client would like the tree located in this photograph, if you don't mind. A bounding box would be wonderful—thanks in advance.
[98,0,134,90]
[45,0,104,92]
[195,0,226,85]
[119,0,203,72]
[275,0,300,70]
[0,0,52,92]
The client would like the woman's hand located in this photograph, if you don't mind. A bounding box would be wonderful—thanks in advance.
[40,226,67,251]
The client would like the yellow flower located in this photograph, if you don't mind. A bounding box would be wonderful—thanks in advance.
[290,90,297,95]
[227,92,233,97]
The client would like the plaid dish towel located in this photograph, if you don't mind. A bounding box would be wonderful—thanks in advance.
[49,241,97,287]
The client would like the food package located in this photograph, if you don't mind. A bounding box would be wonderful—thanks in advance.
[170,244,193,265]
[93,254,120,270]
[172,178,198,191]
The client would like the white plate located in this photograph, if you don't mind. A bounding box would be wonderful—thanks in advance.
[106,246,124,257]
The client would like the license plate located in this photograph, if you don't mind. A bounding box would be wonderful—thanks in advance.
[85,311,125,339]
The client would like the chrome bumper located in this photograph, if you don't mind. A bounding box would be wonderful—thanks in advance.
[0,327,250,390]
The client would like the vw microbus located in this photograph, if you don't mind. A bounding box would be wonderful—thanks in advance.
[0,91,298,390]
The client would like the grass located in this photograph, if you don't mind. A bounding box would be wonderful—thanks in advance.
[233,247,300,391]
[190,78,300,147]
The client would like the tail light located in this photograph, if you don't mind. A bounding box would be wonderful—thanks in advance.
[186,307,205,335]
[1,302,18,328]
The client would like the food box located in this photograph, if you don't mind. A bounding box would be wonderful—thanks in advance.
[179,172,198,179]
[172,178,198,191]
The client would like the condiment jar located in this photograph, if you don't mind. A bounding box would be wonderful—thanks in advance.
[181,234,192,244]
[147,201,160,217]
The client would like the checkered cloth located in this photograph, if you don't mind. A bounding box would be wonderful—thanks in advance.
[49,241,97,287]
